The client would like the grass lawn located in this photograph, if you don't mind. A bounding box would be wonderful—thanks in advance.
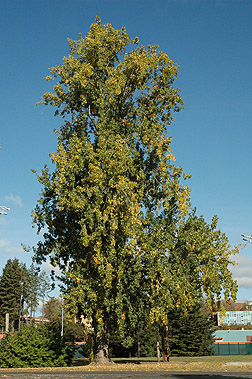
[1,356,252,373]
[71,355,252,372]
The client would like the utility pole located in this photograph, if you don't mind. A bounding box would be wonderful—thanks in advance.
[1,206,10,334]
[61,297,64,337]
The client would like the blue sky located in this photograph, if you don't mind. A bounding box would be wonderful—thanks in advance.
[0,0,251,301]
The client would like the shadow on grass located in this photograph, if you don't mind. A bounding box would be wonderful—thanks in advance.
[73,357,183,366]
[112,359,141,364]
[72,357,155,366]
[72,358,90,366]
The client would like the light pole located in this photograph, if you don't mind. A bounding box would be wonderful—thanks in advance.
[241,234,252,243]
[61,297,64,337]
[0,206,10,215]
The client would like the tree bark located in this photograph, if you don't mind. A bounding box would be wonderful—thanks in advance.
[93,332,113,365]
[161,323,166,362]
[137,333,140,358]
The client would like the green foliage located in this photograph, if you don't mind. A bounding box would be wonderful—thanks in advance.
[111,306,214,358]
[23,263,40,317]
[39,271,52,318]
[216,323,252,330]
[0,259,53,327]
[111,324,157,358]
[168,306,215,356]
[0,321,73,368]
[165,210,239,312]
[0,259,26,329]
[31,17,239,360]
[49,317,87,344]
[44,297,62,320]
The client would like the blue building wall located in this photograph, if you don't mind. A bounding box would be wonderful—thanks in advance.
[214,330,252,342]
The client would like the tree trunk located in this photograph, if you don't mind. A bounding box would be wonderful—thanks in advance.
[165,325,170,362]
[93,332,113,365]
[137,333,140,358]
[156,324,160,364]
[161,323,166,362]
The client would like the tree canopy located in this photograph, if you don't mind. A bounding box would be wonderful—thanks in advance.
[31,17,239,362]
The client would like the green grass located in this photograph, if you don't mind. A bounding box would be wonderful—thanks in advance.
[169,355,252,362]
[72,354,252,371]
[1,356,252,373]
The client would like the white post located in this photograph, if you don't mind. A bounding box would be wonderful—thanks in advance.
[5,313,9,333]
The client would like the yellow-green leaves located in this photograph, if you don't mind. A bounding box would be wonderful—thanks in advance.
[32,18,240,356]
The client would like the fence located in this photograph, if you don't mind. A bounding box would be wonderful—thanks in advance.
[214,342,252,355]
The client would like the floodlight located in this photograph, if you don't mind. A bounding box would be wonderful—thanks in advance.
[0,206,10,215]
[241,233,252,243]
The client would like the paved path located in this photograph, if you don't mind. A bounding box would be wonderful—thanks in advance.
[0,371,252,378]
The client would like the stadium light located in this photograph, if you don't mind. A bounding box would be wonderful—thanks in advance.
[0,206,10,215]
[241,234,252,243]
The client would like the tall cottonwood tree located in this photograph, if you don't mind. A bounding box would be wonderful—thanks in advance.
[31,17,238,362]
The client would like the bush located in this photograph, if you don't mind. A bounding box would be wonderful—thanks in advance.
[0,321,74,368]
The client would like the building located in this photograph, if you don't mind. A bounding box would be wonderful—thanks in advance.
[217,311,252,326]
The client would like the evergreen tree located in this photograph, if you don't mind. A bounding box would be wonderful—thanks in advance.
[0,259,27,330]
[0,322,73,367]
[168,306,214,356]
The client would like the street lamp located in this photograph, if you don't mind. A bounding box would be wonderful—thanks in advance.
[0,206,10,215]
[241,234,252,243]
[61,297,64,337]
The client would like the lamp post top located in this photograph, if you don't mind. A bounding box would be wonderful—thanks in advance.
[241,234,252,243]
[0,206,10,215]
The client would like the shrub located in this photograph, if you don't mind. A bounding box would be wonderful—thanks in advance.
[0,321,73,368]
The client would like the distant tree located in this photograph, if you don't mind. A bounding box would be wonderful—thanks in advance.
[24,263,40,317]
[39,271,52,319]
[0,259,27,330]
[44,297,62,321]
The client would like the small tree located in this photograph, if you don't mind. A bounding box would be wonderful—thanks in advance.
[0,322,73,368]
[44,297,62,321]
